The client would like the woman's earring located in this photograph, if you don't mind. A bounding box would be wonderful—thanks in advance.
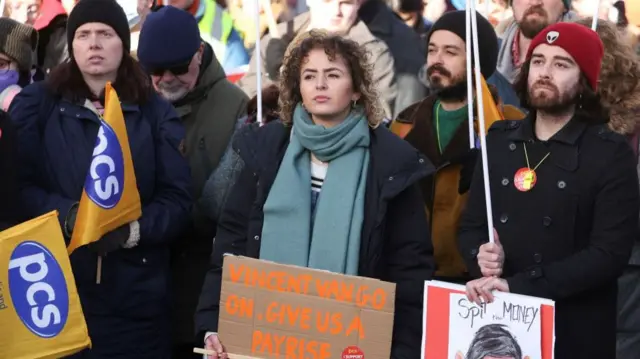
[352,100,357,108]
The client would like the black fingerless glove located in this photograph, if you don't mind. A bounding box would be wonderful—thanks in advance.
[88,224,130,256]
[64,202,79,241]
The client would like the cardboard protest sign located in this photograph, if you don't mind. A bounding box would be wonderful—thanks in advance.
[0,211,91,359]
[422,281,555,359]
[218,256,396,359]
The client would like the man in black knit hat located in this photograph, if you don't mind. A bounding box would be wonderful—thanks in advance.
[390,10,524,287]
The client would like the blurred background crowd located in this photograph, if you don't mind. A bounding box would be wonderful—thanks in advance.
[0,0,638,121]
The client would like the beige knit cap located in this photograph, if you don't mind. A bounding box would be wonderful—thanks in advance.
[0,18,38,72]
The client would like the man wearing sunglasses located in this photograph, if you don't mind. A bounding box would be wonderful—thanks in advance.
[137,6,249,358]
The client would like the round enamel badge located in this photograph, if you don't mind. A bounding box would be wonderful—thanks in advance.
[514,168,537,192]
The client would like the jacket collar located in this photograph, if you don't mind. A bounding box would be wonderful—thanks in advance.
[507,112,587,146]
[368,125,434,198]
[507,113,586,172]
[58,97,141,124]
[236,121,434,198]
[173,43,223,117]
[403,95,474,168]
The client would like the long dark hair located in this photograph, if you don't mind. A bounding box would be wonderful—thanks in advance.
[46,53,152,105]
[513,60,609,123]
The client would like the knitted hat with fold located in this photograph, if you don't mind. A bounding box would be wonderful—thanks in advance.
[137,6,201,70]
[526,22,604,90]
[66,0,131,56]
[426,10,499,79]
[0,18,38,71]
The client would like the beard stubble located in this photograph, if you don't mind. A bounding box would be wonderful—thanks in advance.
[427,64,468,102]
[518,5,551,39]
[527,79,580,115]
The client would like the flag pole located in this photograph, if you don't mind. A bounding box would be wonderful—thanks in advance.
[96,256,102,284]
[469,0,496,243]
[465,2,475,148]
[591,0,602,30]
[254,0,263,124]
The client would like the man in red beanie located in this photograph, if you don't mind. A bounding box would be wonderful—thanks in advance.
[459,22,640,359]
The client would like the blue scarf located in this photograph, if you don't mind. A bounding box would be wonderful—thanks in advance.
[259,103,370,275]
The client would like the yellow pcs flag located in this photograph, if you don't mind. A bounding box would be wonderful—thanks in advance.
[67,82,142,254]
[0,211,91,358]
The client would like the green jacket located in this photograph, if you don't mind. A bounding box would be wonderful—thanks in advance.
[171,44,248,343]
[173,44,248,231]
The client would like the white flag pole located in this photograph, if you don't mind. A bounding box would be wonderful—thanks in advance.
[591,0,602,30]
[254,0,263,124]
[469,0,496,244]
[466,2,475,148]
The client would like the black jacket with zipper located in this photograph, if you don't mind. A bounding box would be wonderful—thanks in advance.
[0,110,20,230]
[195,120,436,359]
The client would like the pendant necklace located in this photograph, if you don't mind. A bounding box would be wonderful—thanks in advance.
[435,102,443,153]
[514,143,550,192]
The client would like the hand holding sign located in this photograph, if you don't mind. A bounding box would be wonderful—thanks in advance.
[477,228,504,277]
[204,334,228,359]
[466,276,510,305]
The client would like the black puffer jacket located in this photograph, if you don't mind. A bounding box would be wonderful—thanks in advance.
[0,110,20,230]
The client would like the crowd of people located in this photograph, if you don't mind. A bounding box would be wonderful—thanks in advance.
[0,0,640,359]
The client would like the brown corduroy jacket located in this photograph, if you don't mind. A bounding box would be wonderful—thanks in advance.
[390,89,524,279]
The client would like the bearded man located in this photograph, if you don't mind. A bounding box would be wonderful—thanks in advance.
[137,6,248,358]
[391,10,524,285]
[497,0,577,83]
[459,23,639,359]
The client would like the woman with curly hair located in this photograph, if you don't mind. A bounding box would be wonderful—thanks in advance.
[575,17,640,359]
[195,30,436,359]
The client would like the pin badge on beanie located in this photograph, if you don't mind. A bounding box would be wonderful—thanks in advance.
[546,31,559,43]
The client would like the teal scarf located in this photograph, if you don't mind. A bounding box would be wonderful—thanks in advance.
[259,103,370,275]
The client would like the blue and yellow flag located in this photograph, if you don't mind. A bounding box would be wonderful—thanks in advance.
[0,211,91,358]
[67,82,142,254]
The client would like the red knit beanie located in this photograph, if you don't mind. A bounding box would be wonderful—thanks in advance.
[525,22,604,91]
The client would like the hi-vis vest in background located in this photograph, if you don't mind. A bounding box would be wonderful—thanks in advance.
[198,0,234,61]
[0,211,91,359]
